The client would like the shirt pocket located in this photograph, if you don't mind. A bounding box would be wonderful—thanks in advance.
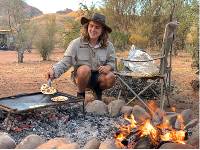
[98,54,107,65]
[77,48,90,61]
[76,48,90,66]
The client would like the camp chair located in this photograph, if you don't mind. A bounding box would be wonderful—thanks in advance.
[114,21,179,110]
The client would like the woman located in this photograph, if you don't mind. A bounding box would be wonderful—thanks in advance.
[47,13,116,100]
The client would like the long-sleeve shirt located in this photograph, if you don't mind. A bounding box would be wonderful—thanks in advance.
[53,37,116,78]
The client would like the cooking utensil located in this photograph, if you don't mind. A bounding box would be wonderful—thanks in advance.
[47,79,52,87]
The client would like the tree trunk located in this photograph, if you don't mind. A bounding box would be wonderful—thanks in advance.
[181,37,185,50]
[18,48,24,63]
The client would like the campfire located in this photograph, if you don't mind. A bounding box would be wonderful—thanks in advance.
[114,101,188,149]
[0,97,198,149]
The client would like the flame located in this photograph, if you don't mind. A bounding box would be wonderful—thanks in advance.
[114,132,126,148]
[176,114,185,130]
[124,114,137,128]
[157,117,173,130]
[161,130,186,144]
[114,107,186,147]
[147,100,158,114]
[138,119,159,144]
[114,114,137,148]
[171,106,176,112]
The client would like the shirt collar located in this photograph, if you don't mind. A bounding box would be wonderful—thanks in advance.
[89,42,101,49]
[80,37,101,49]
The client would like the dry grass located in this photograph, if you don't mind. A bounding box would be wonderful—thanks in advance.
[0,49,198,115]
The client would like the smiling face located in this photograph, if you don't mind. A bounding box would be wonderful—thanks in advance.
[88,21,103,41]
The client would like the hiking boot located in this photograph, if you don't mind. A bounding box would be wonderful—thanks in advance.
[93,89,102,100]
[77,92,85,99]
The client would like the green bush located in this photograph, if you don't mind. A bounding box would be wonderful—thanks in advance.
[36,37,54,60]
[63,21,80,49]
[129,33,148,49]
[35,15,56,60]
[110,31,129,50]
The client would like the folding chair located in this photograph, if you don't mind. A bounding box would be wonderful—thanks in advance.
[114,21,179,111]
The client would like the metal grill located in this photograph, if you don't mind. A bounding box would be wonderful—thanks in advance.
[0,92,85,114]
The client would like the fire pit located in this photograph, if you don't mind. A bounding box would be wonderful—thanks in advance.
[0,104,125,147]
[114,101,195,149]
[0,98,198,149]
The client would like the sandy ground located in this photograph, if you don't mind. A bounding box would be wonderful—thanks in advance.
[0,49,199,117]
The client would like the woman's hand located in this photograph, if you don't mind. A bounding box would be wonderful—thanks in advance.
[47,69,55,80]
[98,65,111,74]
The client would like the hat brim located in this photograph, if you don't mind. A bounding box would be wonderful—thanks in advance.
[81,17,112,33]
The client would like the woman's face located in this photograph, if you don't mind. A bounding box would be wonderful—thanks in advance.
[88,21,103,41]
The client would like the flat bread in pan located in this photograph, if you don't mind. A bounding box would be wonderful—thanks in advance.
[51,96,68,102]
[40,84,57,94]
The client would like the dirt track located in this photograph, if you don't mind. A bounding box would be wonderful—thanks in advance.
[0,49,199,117]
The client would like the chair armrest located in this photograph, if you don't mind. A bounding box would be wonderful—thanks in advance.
[116,55,165,63]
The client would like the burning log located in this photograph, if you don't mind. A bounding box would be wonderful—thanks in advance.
[114,101,193,149]
[134,136,153,149]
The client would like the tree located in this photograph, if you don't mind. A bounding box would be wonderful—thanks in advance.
[79,2,97,17]
[5,0,33,63]
[101,0,137,33]
[63,19,80,49]
[175,0,199,53]
[35,15,56,61]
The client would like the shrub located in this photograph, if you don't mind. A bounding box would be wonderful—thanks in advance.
[35,15,56,60]
[110,31,129,50]
[36,37,54,60]
[129,33,148,49]
[63,20,80,49]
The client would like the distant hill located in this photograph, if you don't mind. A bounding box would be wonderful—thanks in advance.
[0,0,43,29]
[30,10,83,48]
[56,8,73,14]
[22,1,43,18]
[31,10,83,27]
[0,0,43,17]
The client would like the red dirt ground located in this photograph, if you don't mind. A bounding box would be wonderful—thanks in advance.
[0,49,199,117]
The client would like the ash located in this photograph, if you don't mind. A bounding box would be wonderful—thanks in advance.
[0,105,126,147]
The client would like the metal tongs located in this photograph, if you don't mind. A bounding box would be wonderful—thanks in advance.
[47,79,52,87]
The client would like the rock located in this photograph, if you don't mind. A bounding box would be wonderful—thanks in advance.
[120,106,133,115]
[132,105,151,123]
[37,137,71,149]
[181,109,193,125]
[103,97,116,105]
[0,132,16,149]
[184,119,198,130]
[175,109,196,129]
[162,113,178,128]
[86,100,108,115]
[159,143,195,149]
[187,123,199,148]
[16,134,45,149]
[175,114,185,129]
[108,100,125,117]
[187,134,199,148]
[57,142,80,149]
[152,108,166,125]
[85,94,94,105]
[83,137,100,149]
[134,136,152,149]
[190,123,199,135]
[99,139,117,149]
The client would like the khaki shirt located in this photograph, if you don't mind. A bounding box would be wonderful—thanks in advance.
[53,37,116,78]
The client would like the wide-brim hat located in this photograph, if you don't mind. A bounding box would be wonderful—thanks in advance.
[81,13,112,33]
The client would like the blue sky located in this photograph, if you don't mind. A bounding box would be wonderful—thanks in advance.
[25,0,102,14]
